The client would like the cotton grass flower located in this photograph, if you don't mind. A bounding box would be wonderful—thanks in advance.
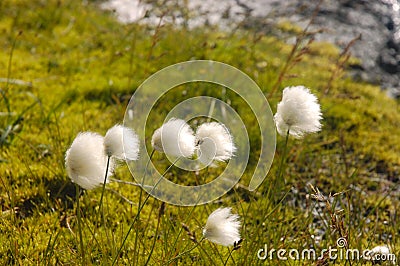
[104,124,140,161]
[65,132,115,190]
[151,118,196,158]
[367,245,394,263]
[195,122,236,165]
[274,86,322,139]
[203,207,241,246]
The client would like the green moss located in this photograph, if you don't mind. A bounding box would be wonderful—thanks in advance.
[276,20,304,35]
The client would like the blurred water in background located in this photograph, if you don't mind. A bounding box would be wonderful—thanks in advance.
[101,0,400,98]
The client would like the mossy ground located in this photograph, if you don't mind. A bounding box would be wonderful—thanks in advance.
[0,0,399,265]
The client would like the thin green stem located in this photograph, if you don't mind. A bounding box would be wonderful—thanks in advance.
[199,242,219,264]
[206,99,216,123]
[75,185,85,265]
[2,31,22,119]
[43,230,60,266]
[144,207,161,266]
[224,247,234,266]
[7,32,22,91]
[167,237,205,264]
[98,155,112,255]
[134,149,155,265]
[99,156,111,212]
[113,151,179,265]
[109,178,153,189]
[276,129,290,192]
[170,203,200,257]
[263,187,291,223]
[345,192,353,266]
[277,129,290,180]
[106,188,136,205]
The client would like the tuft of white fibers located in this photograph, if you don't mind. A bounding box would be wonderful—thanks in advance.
[367,245,394,263]
[65,132,115,190]
[104,124,140,161]
[203,207,241,246]
[274,85,322,139]
[151,118,196,158]
[195,122,236,165]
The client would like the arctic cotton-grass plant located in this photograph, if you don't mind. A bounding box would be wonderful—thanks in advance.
[65,131,116,264]
[115,119,197,265]
[272,86,323,194]
[195,122,236,165]
[274,85,322,139]
[102,124,140,203]
[151,118,196,158]
[101,124,140,240]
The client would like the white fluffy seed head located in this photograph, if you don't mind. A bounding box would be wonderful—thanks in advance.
[274,86,322,139]
[195,122,236,165]
[370,245,390,255]
[203,207,241,246]
[65,132,115,190]
[151,118,196,158]
[366,245,396,264]
[104,124,140,161]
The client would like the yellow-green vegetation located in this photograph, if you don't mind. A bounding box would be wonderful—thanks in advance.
[1,0,399,265]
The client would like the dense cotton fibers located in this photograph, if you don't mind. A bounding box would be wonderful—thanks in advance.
[65,132,115,190]
[203,207,241,246]
[151,118,196,158]
[274,86,322,138]
[195,122,236,165]
[104,124,139,161]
